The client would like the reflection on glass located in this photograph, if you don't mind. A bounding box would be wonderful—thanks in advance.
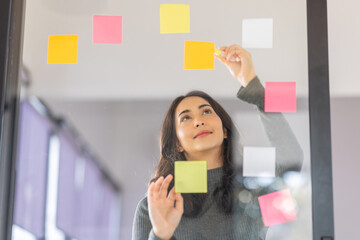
[11,225,36,240]
[12,99,121,240]
[12,101,50,239]
[45,135,65,240]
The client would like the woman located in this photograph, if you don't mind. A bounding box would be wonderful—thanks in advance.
[132,44,303,240]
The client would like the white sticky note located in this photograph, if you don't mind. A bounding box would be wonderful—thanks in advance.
[242,18,273,49]
[243,147,276,177]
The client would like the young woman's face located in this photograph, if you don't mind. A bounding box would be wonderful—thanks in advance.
[174,96,226,157]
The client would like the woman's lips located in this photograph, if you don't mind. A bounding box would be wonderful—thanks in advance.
[194,130,212,138]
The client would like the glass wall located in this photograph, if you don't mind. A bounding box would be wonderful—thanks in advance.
[12,0,312,239]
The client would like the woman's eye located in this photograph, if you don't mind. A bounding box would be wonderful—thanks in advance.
[203,109,212,115]
[181,116,191,122]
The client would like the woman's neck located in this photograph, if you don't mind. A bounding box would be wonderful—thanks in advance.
[185,148,223,169]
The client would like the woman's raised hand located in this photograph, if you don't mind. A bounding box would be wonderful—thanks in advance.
[147,174,184,240]
[216,44,256,88]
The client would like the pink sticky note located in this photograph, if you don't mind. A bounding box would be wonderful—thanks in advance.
[264,82,296,112]
[258,189,297,227]
[93,15,122,44]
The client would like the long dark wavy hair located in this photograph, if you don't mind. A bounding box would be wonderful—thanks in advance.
[150,90,241,217]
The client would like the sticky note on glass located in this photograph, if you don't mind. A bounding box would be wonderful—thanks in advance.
[242,18,273,48]
[258,189,297,226]
[265,82,297,112]
[47,35,78,64]
[93,15,122,44]
[243,147,276,177]
[184,41,215,70]
[214,48,222,56]
[160,4,190,33]
[175,161,207,193]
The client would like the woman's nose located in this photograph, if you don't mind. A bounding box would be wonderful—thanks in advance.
[194,119,205,128]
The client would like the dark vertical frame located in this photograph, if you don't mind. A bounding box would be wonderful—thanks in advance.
[0,0,335,239]
[307,0,335,239]
[0,0,25,239]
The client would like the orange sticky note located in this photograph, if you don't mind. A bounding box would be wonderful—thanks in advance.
[264,82,297,112]
[47,35,78,64]
[184,41,215,69]
[160,4,190,34]
[258,189,297,226]
[93,15,122,44]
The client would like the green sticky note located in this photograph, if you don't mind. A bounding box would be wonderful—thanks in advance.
[214,48,222,56]
[175,161,207,193]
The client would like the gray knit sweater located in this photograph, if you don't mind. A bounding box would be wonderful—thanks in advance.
[132,77,303,240]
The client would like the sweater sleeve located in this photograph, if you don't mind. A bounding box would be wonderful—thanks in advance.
[236,76,304,176]
[132,196,163,240]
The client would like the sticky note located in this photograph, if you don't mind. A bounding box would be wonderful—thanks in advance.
[160,4,190,34]
[214,48,222,56]
[184,41,215,70]
[47,35,78,64]
[93,15,122,44]
[242,18,273,49]
[258,189,297,226]
[264,82,297,112]
[175,161,207,193]
[243,147,276,177]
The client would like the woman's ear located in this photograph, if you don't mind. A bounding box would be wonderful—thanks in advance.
[177,142,184,152]
[223,128,228,139]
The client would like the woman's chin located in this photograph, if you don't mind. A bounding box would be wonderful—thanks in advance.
[190,144,222,154]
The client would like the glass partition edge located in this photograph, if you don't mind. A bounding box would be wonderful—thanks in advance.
[0,0,25,239]
[307,0,335,239]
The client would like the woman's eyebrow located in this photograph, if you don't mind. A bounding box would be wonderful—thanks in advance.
[178,109,190,117]
[198,104,211,109]
[178,104,211,118]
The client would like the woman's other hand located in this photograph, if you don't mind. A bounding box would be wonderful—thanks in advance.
[216,44,256,88]
[147,174,184,240]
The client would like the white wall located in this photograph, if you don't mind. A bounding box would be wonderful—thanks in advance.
[328,0,360,97]
[328,0,360,239]
[330,98,360,240]
[23,0,308,99]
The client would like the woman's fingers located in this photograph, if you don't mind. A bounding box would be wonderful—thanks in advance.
[167,186,176,201]
[218,45,245,61]
[215,55,228,65]
[226,47,239,58]
[159,174,173,199]
[222,44,250,62]
[148,182,155,198]
[218,46,227,52]
[149,175,174,200]
[174,193,184,213]
[226,46,243,61]
[224,44,238,59]
[152,176,164,197]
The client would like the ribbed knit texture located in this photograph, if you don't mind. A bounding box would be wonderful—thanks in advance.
[132,77,303,240]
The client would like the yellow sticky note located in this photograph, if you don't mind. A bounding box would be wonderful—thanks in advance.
[184,41,215,69]
[47,35,78,64]
[160,4,190,34]
[175,161,207,193]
